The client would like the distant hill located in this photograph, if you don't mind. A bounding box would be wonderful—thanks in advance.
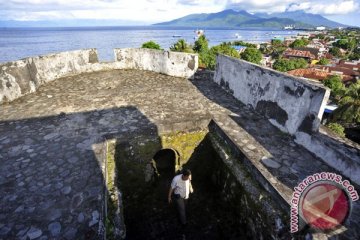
[254,10,348,28]
[154,9,259,28]
[155,9,346,29]
[238,17,312,28]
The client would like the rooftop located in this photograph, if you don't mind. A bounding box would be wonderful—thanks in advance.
[1,49,359,239]
[284,49,316,59]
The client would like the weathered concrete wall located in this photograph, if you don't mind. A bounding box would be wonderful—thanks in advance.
[114,48,198,79]
[0,49,100,104]
[0,59,35,103]
[213,54,330,135]
[0,48,198,105]
[28,49,100,85]
[213,54,360,187]
[207,127,290,239]
[295,128,360,185]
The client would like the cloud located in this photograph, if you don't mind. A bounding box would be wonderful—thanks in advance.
[225,0,294,13]
[0,0,358,22]
[226,0,360,14]
[0,0,223,22]
[287,0,359,15]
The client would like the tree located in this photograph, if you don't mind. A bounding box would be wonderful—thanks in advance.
[349,47,360,60]
[240,47,262,64]
[333,38,356,51]
[199,50,216,70]
[199,43,240,70]
[273,59,294,72]
[326,123,346,137]
[211,43,240,58]
[170,39,193,53]
[317,58,330,65]
[290,38,309,48]
[273,58,307,72]
[271,39,283,47]
[328,80,360,125]
[329,47,342,58]
[316,34,325,39]
[323,75,345,98]
[331,100,360,125]
[141,41,161,50]
[233,40,257,48]
[292,58,308,69]
[193,35,209,53]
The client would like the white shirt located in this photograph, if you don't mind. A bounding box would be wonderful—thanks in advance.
[171,174,193,199]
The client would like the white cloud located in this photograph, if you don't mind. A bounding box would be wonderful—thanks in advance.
[287,0,359,15]
[226,0,359,14]
[0,0,224,22]
[0,0,358,22]
[226,0,294,13]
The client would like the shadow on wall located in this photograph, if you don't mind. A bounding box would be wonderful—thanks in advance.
[0,105,159,239]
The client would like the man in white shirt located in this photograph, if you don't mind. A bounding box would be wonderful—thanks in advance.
[168,169,194,226]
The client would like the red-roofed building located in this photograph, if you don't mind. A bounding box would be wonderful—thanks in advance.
[287,68,330,81]
[287,68,354,83]
[283,49,316,62]
[313,65,359,83]
[337,60,360,71]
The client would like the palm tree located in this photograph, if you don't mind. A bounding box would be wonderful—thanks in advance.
[332,81,360,126]
[170,39,193,53]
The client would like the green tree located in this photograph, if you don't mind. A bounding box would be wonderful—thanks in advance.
[326,123,346,137]
[170,39,193,53]
[271,39,283,47]
[323,75,345,98]
[333,38,356,50]
[199,43,240,70]
[211,43,240,58]
[349,47,360,60]
[233,40,257,48]
[332,100,360,125]
[193,35,209,53]
[316,34,325,39]
[273,59,294,72]
[329,47,342,58]
[292,58,308,69]
[199,50,216,70]
[141,41,161,50]
[273,58,307,72]
[290,38,310,48]
[240,47,262,64]
[317,58,330,65]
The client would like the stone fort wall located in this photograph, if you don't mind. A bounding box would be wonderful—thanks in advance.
[0,48,198,104]
[1,49,359,185]
[214,54,360,185]
[214,54,330,135]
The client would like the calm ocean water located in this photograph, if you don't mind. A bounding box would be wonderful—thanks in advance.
[0,26,300,63]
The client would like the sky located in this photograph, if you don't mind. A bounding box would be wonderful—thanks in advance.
[0,0,359,26]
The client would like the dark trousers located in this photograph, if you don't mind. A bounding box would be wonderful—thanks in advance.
[174,194,187,225]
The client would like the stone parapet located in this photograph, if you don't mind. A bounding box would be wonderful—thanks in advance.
[214,54,330,135]
[0,49,198,105]
[114,48,198,79]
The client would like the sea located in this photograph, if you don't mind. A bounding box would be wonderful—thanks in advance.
[0,26,301,63]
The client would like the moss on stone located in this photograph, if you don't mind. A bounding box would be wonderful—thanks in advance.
[160,130,208,164]
[106,141,117,240]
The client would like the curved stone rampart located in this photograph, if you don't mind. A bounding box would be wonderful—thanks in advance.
[0,48,198,104]
[114,48,198,78]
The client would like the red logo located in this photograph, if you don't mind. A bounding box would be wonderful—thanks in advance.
[300,182,350,230]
